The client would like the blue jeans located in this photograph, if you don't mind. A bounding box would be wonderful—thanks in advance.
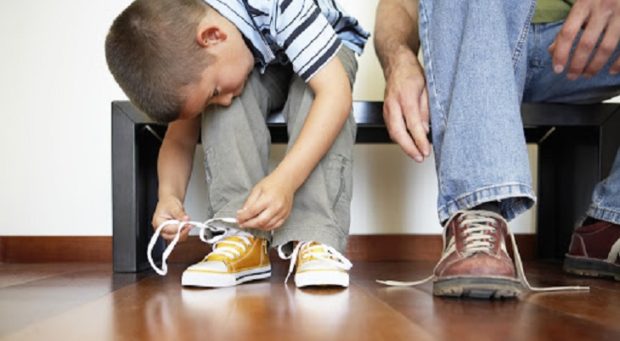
[419,0,620,224]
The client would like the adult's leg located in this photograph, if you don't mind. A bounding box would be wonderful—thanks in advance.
[417,0,538,298]
[419,0,537,223]
[522,22,620,279]
[523,20,620,225]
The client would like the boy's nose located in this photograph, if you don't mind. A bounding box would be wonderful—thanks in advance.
[223,93,234,106]
[215,93,234,107]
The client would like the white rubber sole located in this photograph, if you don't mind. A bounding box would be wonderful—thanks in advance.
[181,265,271,288]
[295,270,349,288]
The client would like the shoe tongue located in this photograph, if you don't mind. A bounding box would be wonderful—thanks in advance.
[303,241,324,250]
[301,242,328,260]
[205,233,254,262]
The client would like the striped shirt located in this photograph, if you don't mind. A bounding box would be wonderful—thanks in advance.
[203,0,369,81]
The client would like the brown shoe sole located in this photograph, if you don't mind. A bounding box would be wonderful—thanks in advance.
[563,254,620,281]
[433,277,522,299]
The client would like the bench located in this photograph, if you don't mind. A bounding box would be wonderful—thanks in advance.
[112,100,620,272]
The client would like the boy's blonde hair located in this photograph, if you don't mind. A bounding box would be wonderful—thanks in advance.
[105,0,212,122]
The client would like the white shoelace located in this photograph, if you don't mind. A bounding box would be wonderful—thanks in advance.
[277,241,353,284]
[378,210,590,293]
[147,217,239,276]
[207,231,254,262]
[608,238,620,263]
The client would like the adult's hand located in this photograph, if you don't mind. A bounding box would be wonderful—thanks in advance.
[550,0,620,79]
[382,47,430,162]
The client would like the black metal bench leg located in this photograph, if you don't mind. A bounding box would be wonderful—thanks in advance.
[537,127,601,259]
[599,106,620,179]
[112,103,164,272]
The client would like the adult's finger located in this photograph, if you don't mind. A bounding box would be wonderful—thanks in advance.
[384,99,423,161]
[584,19,620,76]
[552,2,590,73]
[420,88,430,134]
[408,88,431,157]
[567,10,609,79]
[611,54,620,74]
[400,83,431,158]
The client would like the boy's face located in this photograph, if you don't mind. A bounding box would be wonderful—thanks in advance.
[178,12,254,120]
[179,54,253,119]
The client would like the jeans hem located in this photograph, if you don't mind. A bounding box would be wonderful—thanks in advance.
[438,182,537,223]
[587,205,620,225]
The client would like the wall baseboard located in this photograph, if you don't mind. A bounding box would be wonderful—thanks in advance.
[0,236,112,263]
[0,234,537,263]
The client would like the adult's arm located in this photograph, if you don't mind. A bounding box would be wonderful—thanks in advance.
[375,0,430,162]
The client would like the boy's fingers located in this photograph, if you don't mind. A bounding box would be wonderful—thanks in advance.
[241,207,274,230]
[171,205,188,220]
[271,217,285,230]
[238,197,269,227]
[238,189,262,221]
[179,228,191,242]
[265,212,286,231]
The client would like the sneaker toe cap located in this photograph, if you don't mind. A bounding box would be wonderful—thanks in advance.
[185,261,228,272]
[438,253,516,278]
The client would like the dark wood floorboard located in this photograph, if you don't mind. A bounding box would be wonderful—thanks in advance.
[353,261,620,341]
[0,261,618,340]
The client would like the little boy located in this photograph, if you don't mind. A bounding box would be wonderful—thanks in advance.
[106,0,368,288]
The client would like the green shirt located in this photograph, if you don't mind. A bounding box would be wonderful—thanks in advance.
[532,0,575,24]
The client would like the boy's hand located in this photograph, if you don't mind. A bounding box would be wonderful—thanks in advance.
[236,172,295,231]
[152,196,191,242]
[550,0,620,78]
[383,47,431,162]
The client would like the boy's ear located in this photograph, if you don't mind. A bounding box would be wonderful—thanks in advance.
[197,26,227,48]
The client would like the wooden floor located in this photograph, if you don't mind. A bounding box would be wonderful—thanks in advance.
[0,260,619,340]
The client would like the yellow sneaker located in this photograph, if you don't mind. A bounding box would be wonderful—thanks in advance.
[182,231,271,287]
[279,241,352,288]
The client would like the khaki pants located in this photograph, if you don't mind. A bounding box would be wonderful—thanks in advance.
[200,47,358,253]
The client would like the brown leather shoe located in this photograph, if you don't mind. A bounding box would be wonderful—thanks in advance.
[564,220,620,281]
[433,210,522,299]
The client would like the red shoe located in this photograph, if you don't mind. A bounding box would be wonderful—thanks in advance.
[432,210,522,298]
[378,210,590,298]
[564,220,620,281]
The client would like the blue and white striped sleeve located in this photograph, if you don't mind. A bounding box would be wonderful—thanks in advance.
[273,0,342,82]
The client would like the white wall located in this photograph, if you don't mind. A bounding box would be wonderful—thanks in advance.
[0,1,128,236]
[1,0,566,236]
